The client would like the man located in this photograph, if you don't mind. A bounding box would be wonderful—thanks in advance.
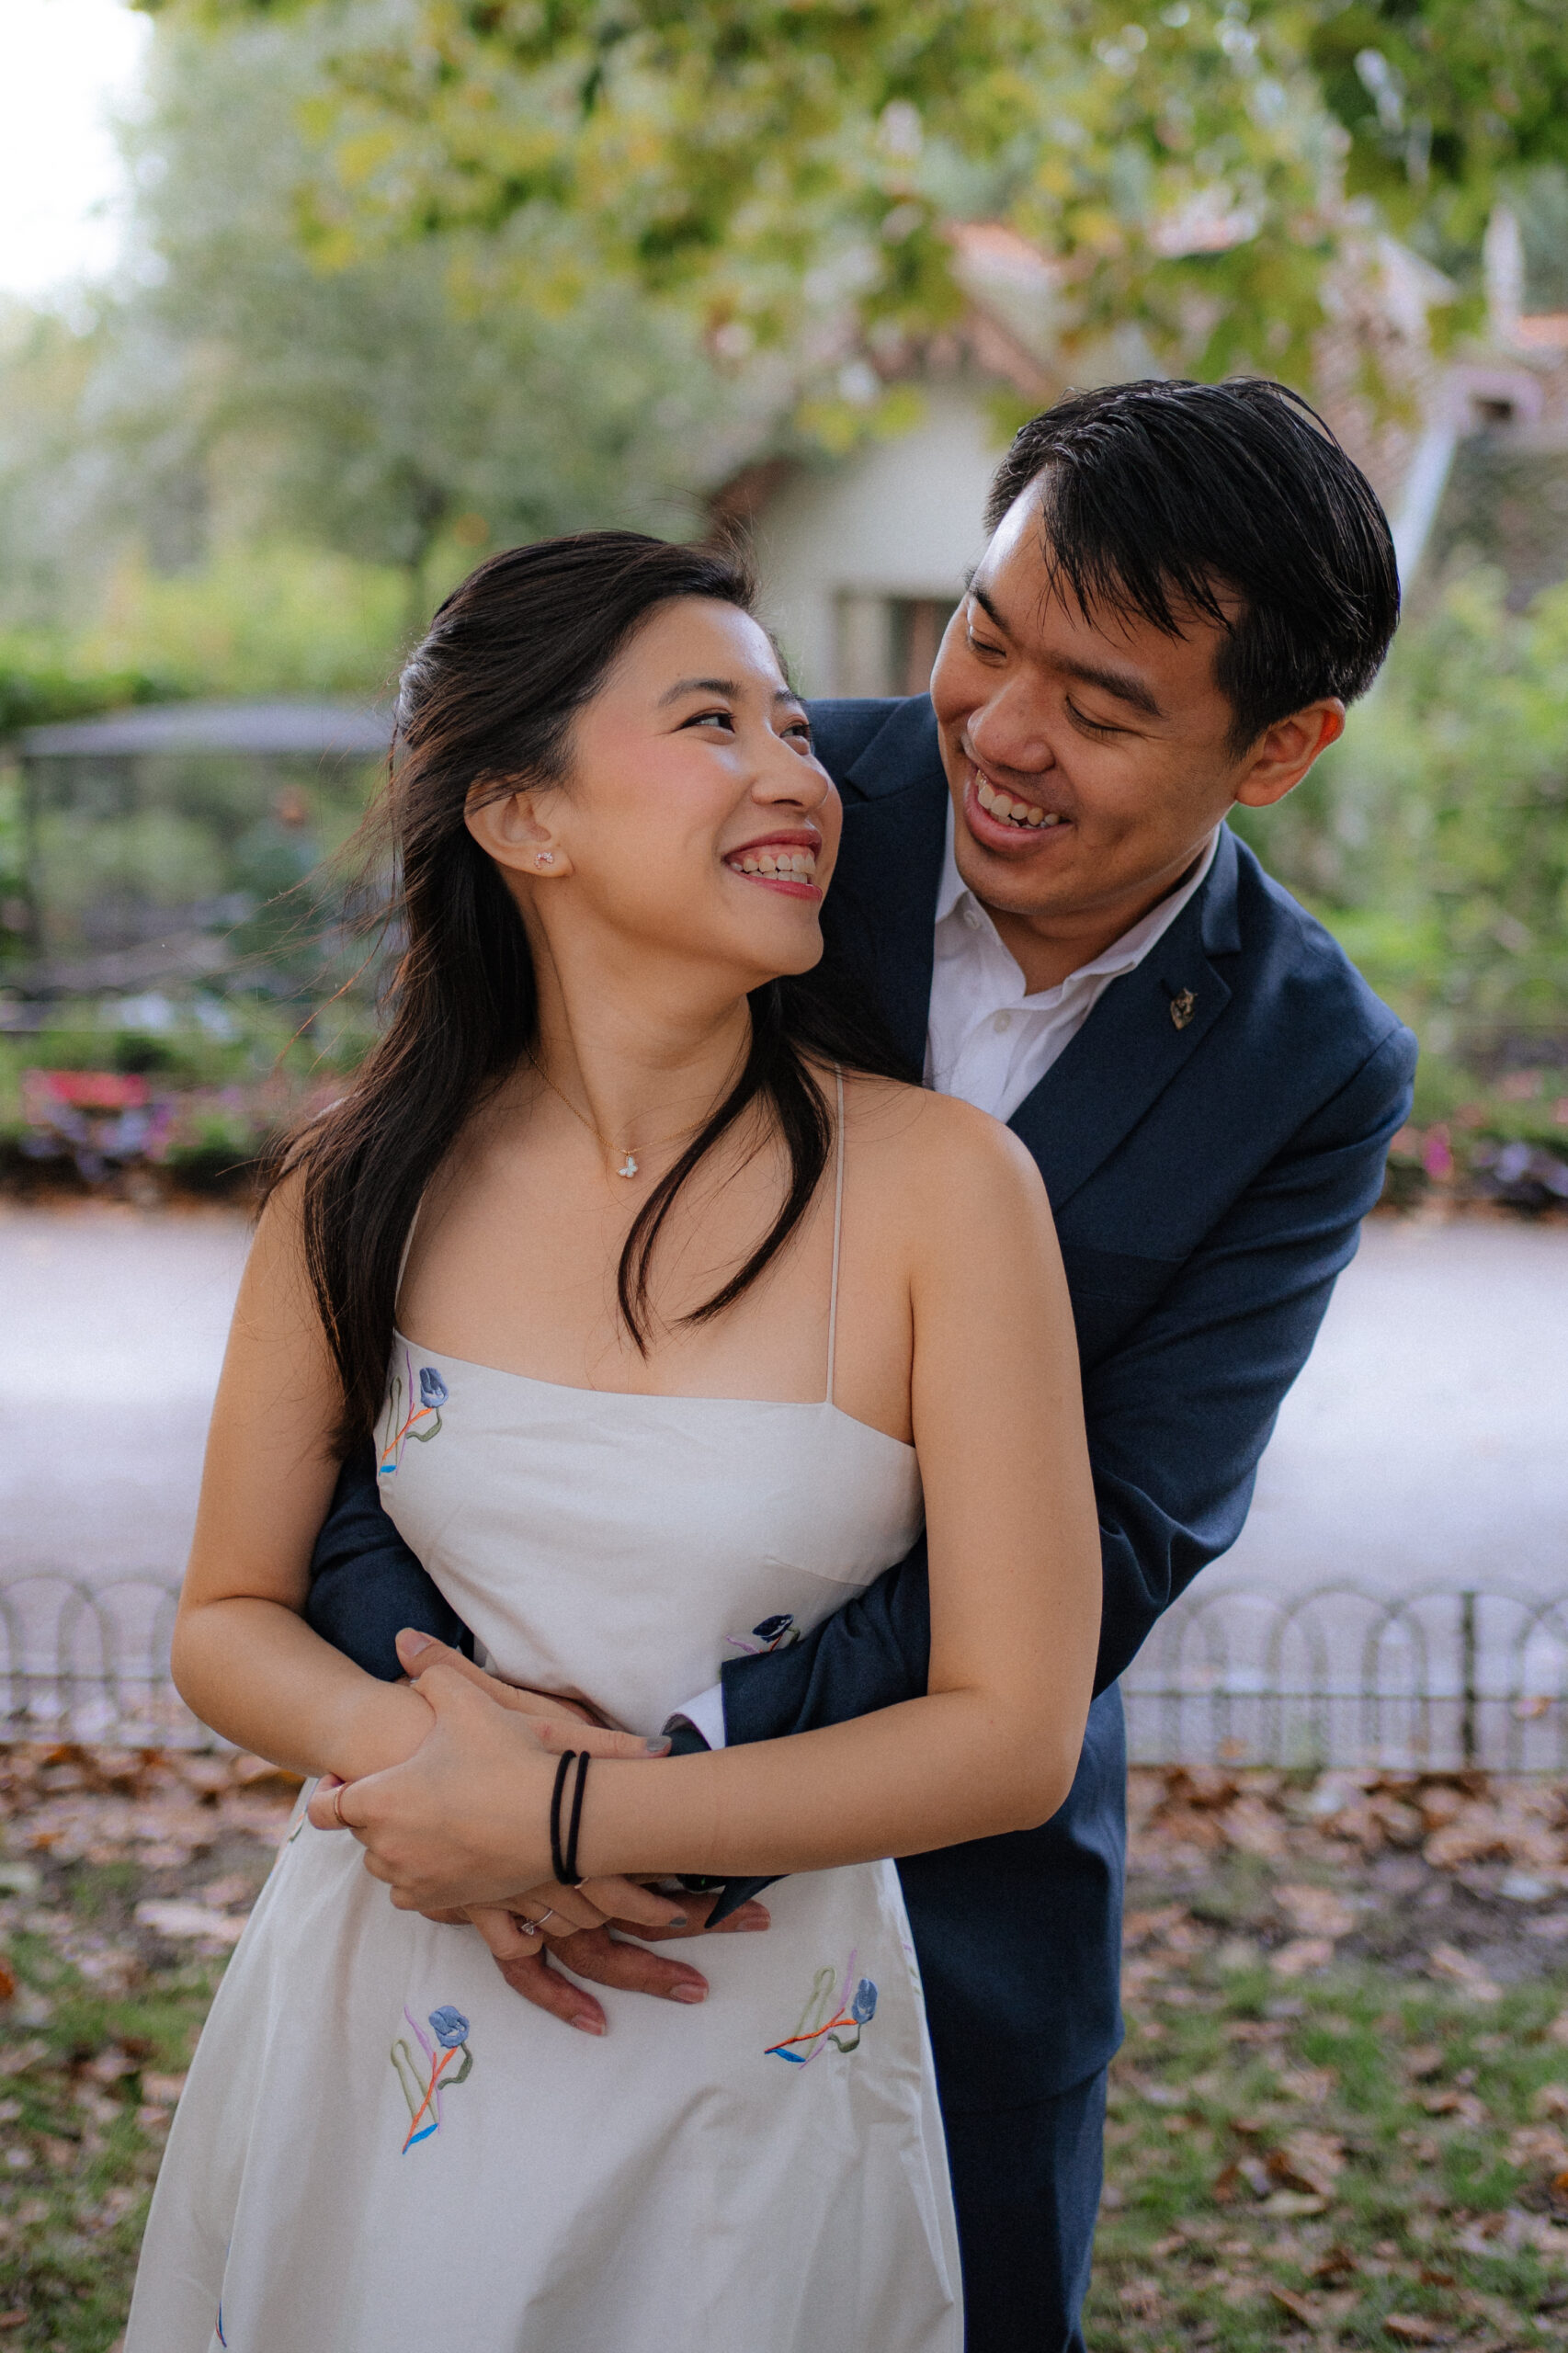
[307,377,1415,2349]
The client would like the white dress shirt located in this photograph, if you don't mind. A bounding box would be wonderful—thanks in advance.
[670,814,1221,1751]
[926,810,1219,1121]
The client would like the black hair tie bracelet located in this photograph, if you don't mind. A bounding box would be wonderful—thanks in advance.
[550,1750,591,1887]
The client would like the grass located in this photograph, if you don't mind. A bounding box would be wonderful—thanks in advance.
[0,1925,222,2350]
[1090,1900,1568,2348]
[6,1766,1568,2346]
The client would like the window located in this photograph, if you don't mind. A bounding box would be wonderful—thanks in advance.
[835,595,959,697]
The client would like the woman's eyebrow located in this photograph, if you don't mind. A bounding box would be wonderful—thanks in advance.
[657,675,740,706]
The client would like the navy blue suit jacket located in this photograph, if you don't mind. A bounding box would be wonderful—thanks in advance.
[306,694,1416,2114]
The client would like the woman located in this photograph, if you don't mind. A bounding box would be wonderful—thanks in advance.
[126,532,1099,2352]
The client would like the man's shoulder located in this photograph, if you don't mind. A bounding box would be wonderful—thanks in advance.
[1219,829,1412,1069]
[805,695,941,796]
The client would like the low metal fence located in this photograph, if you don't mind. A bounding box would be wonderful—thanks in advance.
[1122,1584,1568,1771]
[5,1571,1568,1769]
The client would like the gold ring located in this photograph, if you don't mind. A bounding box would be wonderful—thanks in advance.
[331,1782,349,1830]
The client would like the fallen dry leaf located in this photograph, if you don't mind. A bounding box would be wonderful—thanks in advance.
[1423,2088,1489,2124]
[1119,2278,1163,2318]
[1403,2044,1444,2079]
[1532,2082,1568,2119]
[1270,2287,1319,2327]
[1270,1937,1336,1979]
[1221,1795,1289,1860]
[1213,2157,1273,2203]
[0,1957,14,2004]
[1383,2317,1448,2345]
[1426,1943,1503,2003]
[1277,1884,1358,1938]
[1270,2131,1346,2199]
[132,1901,246,1947]
[1276,2065,1336,2106]
[1506,2124,1568,2171]
[1311,2245,1359,2284]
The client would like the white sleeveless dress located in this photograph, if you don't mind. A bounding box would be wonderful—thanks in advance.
[127,1109,962,2353]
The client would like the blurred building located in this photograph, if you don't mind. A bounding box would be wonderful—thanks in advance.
[9,699,387,1000]
[731,214,1568,699]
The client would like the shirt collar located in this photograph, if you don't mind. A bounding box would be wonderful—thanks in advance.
[934,804,1220,998]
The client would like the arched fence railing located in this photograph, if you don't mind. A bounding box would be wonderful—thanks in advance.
[1122,1584,1568,1772]
[4,1572,1568,1768]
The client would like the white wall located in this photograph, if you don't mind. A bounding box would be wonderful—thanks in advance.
[751,381,1006,695]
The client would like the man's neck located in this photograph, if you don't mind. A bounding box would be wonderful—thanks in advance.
[979,848,1211,995]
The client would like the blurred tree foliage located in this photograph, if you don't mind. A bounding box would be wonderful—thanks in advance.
[0,3,775,666]
[164,0,1366,444]
[1233,568,1568,1061]
[1303,0,1568,255]
[161,0,1568,451]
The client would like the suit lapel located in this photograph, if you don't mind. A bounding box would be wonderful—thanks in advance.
[824,699,949,1075]
[1008,828,1241,1211]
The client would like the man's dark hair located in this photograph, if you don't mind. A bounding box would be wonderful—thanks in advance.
[984,378,1399,751]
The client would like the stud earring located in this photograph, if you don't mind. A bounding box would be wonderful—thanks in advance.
[535,851,555,868]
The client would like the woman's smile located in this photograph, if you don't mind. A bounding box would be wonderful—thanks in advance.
[722,827,823,899]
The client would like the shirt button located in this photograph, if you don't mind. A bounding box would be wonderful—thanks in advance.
[963,907,983,931]
[994,1011,1012,1032]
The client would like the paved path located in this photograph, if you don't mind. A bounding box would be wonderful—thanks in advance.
[1212,1216,1568,1602]
[2,1205,1565,1599]
[0,1202,250,1581]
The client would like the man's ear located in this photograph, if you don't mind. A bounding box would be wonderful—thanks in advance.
[464,781,570,877]
[1232,699,1346,812]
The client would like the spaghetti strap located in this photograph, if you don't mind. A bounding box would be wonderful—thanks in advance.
[824,1065,845,1405]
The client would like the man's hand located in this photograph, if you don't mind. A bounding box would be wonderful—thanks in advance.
[445,1893,772,2035]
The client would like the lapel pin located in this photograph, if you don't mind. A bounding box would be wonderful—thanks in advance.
[1169,989,1197,1031]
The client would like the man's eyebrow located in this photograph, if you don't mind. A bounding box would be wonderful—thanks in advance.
[1058,657,1164,720]
[970,582,1165,718]
[968,582,1015,640]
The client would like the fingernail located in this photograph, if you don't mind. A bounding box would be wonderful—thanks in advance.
[669,1984,707,2004]
[571,2015,606,2035]
[643,1736,671,1755]
[665,1912,688,1927]
[398,1629,435,1654]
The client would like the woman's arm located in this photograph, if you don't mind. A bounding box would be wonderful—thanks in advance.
[331,1102,1102,1909]
[169,1175,438,1783]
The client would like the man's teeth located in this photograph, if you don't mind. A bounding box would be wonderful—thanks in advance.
[733,849,817,877]
[975,774,1062,829]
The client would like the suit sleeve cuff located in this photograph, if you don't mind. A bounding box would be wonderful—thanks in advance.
[662,1682,727,1751]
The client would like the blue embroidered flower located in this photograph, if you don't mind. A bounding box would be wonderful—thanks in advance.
[851,1979,878,2025]
[419,1367,449,1410]
[428,2005,471,2049]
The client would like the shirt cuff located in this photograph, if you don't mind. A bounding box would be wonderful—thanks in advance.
[663,1681,728,1752]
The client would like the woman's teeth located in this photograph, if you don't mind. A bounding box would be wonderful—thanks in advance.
[975,774,1062,829]
[733,849,817,877]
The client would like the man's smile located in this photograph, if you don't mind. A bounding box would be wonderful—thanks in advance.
[960,759,1074,856]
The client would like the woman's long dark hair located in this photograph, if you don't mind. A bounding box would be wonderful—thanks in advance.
[266,531,914,1451]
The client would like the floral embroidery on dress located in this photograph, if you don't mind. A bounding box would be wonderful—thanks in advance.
[391,2005,474,2151]
[379,1351,449,1481]
[765,1954,878,2066]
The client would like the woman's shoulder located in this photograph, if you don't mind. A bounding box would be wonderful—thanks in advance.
[839,1072,1048,1212]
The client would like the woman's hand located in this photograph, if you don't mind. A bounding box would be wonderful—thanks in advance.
[306,1662,666,1907]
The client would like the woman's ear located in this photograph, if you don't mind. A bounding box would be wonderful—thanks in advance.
[464,784,571,878]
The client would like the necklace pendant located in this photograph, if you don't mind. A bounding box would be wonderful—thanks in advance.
[616,1153,640,1179]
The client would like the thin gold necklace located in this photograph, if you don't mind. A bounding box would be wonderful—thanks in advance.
[527,1052,704,1181]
